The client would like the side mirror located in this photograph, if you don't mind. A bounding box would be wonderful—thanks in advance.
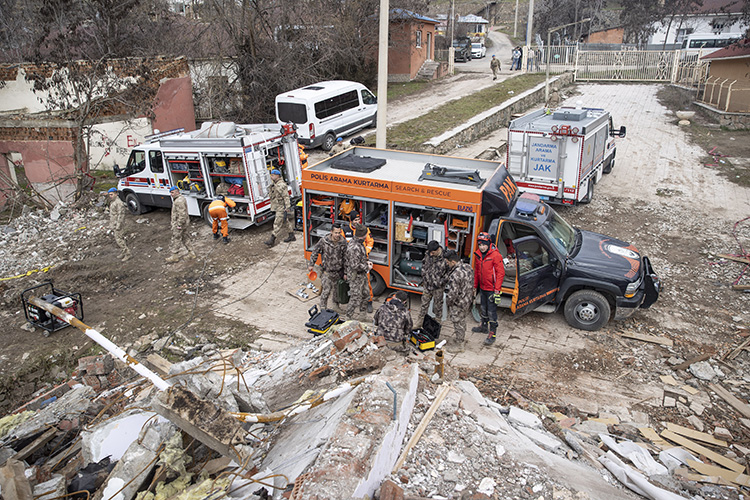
[618,126,626,138]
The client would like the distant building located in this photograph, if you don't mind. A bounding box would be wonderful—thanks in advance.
[387,9,440,82]
[700,40,750,113]
[648,0,747,47]
[457,14,489,37]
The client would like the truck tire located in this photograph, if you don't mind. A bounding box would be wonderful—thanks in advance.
[369,270,386,296]
[125,192,148,215]
[563,290,611,331]
[202,204,213,227]
[581,181,594,204]
[603,157,615,174]
[322,133,336,151]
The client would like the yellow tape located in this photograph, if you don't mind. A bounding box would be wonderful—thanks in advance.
[0,266,53,282]
[74,226,87,232]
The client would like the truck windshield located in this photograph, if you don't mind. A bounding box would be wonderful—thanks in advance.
[542,209,576,255]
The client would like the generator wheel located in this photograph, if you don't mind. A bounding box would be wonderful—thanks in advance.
[125,192,147,215]
[369,270,386,296]
[202,204,214,227]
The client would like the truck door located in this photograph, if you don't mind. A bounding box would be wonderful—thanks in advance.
[510,236,561,318]
[147,150,171,208]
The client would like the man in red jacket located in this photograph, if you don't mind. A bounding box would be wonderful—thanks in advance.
[473,232,505,345]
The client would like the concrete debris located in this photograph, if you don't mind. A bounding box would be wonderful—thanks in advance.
[688,360,720,381]
[33,473,66,500]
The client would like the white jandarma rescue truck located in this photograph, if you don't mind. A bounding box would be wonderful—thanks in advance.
[114,122,302,228]
[506,107,626,205]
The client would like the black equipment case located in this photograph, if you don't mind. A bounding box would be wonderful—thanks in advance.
[305,305,343,336]
[409,314,441,351]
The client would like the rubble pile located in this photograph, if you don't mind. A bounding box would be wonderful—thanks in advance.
[0,199,111,282]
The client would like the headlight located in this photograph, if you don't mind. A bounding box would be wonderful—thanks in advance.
[625,276,642,298]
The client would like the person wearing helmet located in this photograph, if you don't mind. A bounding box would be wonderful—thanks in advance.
[107,187,131,262]
[208,195,235,243]
[265,169,295,246]
[166,186,196,263]
[473,232,505,345]
[328,137,348,157]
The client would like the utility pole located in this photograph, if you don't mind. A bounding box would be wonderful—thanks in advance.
[525,0,534,45]
[513,0,519,39]
[376,0,388,149]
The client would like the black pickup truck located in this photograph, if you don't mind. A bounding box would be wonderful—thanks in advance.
[452,37,472,63]
[482,169,660,331]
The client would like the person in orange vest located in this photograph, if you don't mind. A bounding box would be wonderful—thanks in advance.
[349,212,375,312]
[208,195,235,244]
[298,144,308,169]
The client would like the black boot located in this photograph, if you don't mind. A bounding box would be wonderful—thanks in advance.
[367,301,373,313]
[484,322,498,345]
[283,232,296,242]
[222,236,230,244]
[264,234,276,247]
[472,321,488,333]
[213,233,220,240]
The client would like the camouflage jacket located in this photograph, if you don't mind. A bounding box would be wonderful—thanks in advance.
[373,298,413,342]
[445,262,474,310]
[109,197,126,231]
[421,250,449,291]
[269,178,290,212]
[310,233,346,273]
[345,238,369,276]
[171,194,189,229]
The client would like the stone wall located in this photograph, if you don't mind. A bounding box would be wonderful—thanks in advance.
[421,72,575,154]
[695,102,750,130]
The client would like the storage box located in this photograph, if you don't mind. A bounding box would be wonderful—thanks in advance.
[337,279,350,305]
[409,314,441,351]
[305,305,342,336]
[395,220,413,242]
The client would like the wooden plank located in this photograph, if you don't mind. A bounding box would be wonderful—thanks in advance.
[393,384,452,473]
[725,337,750,360]
[682,385,700,395]
[708,382,750,419]
[660,375,679,386]
[13,427,57,462]
[688,460,750,487]
[731,285,750,291]
[665,423,728,447]
[618,331,673,347]
[671,353,712,371]
[145,353,172,377]
[660,430,744,473]
[638,427,670,450]
[719,254,750,265]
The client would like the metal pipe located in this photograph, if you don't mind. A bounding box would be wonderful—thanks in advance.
[385,381,397,421]
[28,296,171,392]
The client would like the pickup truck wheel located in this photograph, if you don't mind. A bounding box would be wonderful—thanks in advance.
[322,133,336,151]
[125,192,148,215]
[603,157,615,174]
[564,290,611,331]
[369,270,386,296]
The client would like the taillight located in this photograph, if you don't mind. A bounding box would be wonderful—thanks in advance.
[309,123,315,139]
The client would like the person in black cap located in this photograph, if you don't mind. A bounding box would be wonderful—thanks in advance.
[416,240,449,328]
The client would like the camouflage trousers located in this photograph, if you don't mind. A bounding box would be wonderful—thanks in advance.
[447,304,468,342]
[417,288,444,327]
[169,226,193,255]
[319,271,340,309]
[114,229,129,255]
[346,272,368,318]
[272,210,292,239]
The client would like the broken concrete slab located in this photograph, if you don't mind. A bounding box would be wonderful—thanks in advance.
[687,415,704,432]
[82,410,163,464]
[508,406,543,429]
[32,474,66,500]
[688,361,719,381]
[8,385,94,441]
[93,420,177,500]
[455,380,488,406]
[573,419,609,437]
[152,385,253,466]
[0,458,33,500]
[516,426,564,453]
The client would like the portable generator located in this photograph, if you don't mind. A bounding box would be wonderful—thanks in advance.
[21,281,84,336]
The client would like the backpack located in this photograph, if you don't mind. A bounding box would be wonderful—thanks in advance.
[228,183,245,196]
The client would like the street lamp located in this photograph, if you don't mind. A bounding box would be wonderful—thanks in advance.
[545,18,591,103]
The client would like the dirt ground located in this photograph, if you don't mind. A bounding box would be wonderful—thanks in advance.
[1,78,750,462]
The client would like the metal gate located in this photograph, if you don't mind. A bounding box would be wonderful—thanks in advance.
[574,49,679,82]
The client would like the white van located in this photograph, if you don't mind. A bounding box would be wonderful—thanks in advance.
[680,32,741,55]
[275,80,377,151]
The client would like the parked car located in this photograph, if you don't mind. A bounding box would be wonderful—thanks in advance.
[452,37,472,62]
[471,42,486,59]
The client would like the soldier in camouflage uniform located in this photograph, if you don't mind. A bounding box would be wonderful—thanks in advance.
[107,188,131,262]
[444,250,474,352]
[345,224,371,320]
[166,187,196,263]
[308,222,347,310]
[373,290,413,351]
[265,169,295,246]
[416,240,449,328]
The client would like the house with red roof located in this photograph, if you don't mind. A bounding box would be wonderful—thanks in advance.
[699,41,750,114]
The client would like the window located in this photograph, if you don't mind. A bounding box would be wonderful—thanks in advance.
[361,89,377,105]
[416,30,422,48]
[314,90,359,119]
[126,150,146,175]
[278,102,307,124]
[149,150,164,173]
[516,239,550,276]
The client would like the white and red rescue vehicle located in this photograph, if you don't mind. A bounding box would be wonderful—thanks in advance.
[115,122,302,228]
[506,107,626,205]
